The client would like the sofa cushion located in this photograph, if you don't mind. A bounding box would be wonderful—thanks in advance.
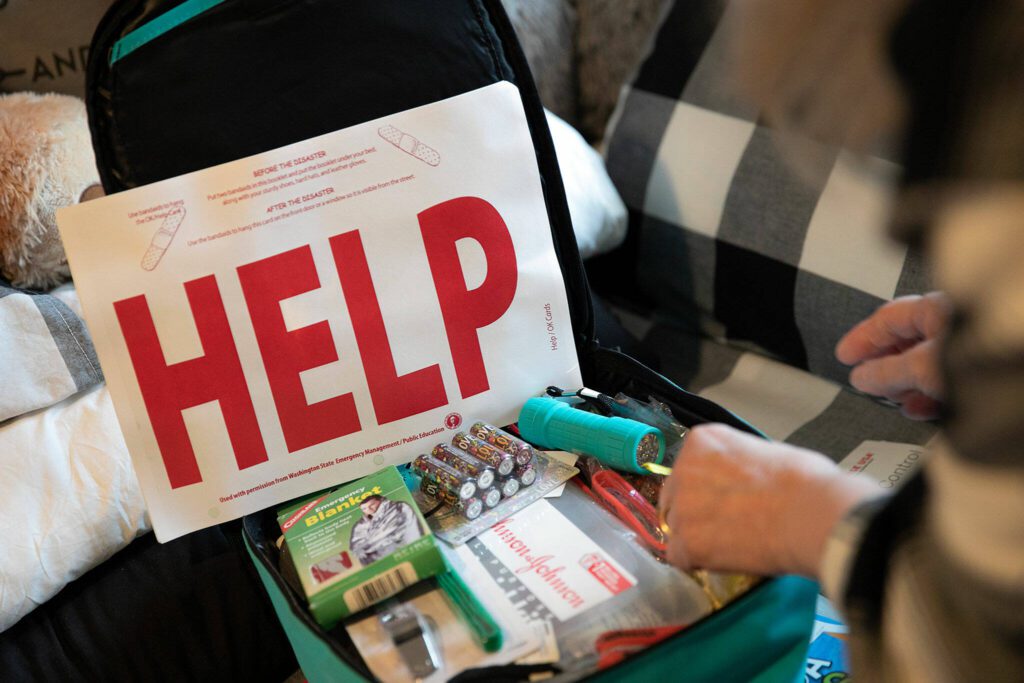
[598,0,930,387]
[0,383,149,634]
[547,110,628,258]
[626,317,937,462]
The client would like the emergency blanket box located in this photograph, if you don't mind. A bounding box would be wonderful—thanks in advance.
[84,0,817,680]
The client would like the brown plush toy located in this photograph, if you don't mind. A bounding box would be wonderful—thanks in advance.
[0,92,101,289]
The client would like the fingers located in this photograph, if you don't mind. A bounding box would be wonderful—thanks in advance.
[659,424,804,575]
[896,391,942,421]
[664,526,691,570]
[835,292,950,366]
[659,423,879,579]
[838,293,948,410]
[659,424,730,571]
[849,338,943,400]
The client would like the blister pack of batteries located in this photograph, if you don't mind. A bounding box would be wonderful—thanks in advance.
[403,422,579,545]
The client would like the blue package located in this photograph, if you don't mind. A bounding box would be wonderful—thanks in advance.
[805,596,851,682]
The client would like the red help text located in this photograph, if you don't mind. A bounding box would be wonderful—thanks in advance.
[113,197,518,489]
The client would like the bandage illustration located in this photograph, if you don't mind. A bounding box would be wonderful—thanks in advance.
[378,125,441,166]
[141,206,186,271]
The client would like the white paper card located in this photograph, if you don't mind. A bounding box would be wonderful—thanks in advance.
[838,440,929,491]
[58,83,582,540]
[477,499,637,621]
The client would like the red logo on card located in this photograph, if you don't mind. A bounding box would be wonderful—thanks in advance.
[444,412,463,430]
[849,452,875,473]
[580,553,633,595]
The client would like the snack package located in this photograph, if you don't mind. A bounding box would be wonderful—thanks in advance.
[277,466,446,628]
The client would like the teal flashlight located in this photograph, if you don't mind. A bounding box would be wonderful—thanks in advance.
[517,396,665,474]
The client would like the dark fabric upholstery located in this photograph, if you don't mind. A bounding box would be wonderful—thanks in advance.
[0,523,296,682]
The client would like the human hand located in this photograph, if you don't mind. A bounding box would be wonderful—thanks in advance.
[658,424,875,578]
[835,292,950,420]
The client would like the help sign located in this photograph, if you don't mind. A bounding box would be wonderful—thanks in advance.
[58,83,581,540]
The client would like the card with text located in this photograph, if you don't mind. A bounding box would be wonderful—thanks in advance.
[478,500,637,621]
[58,83,581,540]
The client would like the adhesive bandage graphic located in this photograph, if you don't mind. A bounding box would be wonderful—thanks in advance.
[141,206,185,271]
[377,125,441,166]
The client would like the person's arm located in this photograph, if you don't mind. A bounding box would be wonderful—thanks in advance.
[658,257,1022,679]
[830,187,1024,679]
[832,2,1024,675]
[661,419,1024,681]
[662,4,1024,677]
[661,211,1024,679]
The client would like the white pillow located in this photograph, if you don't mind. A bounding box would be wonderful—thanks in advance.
[545,110,628,259]
[0,384,150,633]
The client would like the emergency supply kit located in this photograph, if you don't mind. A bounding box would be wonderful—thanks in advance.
[65,0,817,680]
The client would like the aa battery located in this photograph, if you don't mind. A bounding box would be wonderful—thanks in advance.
[417,470,484,520]
[514,459,538,487]
[411,454,477,501]
[460,497,484,520]
[469,421,537,467]
[481,487,502,509]
[419,477,484,520]
[431,443,496,490]
[497,475,520,498]
[451,432,516,476]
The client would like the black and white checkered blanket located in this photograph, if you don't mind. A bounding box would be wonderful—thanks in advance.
[596,0,937,461]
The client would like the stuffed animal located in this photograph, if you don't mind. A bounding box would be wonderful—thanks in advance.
[0,92,100,289]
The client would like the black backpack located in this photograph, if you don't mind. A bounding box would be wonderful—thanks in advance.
[86,1,817,680]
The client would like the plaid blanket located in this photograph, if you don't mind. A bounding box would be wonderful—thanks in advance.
[600,0,930,388]
[0,280,102,423]
[592,0,938,464]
